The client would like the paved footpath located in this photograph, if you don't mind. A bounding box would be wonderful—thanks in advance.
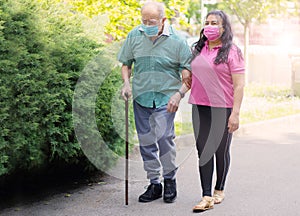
[1,114,300,216]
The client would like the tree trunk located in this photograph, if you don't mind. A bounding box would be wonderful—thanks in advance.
[244,21,250,83]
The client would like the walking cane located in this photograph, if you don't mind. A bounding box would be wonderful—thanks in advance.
[125,93,129,205]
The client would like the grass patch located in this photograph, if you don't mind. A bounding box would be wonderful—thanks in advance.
[175,84,300,135]
[241,84,300,124]
[175,121,193,136]
[240,97,300,124]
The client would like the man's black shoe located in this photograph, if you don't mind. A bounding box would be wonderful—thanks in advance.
[138,183,162,202]
[163,179,177,203]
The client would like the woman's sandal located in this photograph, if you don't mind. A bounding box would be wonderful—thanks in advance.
[192,196,214,212]
[213,190,225,204]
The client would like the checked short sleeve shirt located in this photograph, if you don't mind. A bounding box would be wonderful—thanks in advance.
[118,23,191,108]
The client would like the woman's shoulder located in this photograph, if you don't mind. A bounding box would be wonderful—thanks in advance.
[227,43,244,64]
[229,43,243,57]
[230,43,241,51]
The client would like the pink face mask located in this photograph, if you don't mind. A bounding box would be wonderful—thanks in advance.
[203,25,221,41]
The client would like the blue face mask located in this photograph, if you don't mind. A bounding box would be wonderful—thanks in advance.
[142,24,159,37]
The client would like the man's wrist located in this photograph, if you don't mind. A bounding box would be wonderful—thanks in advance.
[177,89,185,98]
[123,79,130,85]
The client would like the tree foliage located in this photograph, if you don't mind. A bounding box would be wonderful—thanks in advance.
[186,0,201,24]
[69,0,141,40]
[218,0,299,76]
[67,0,192,40]
[221,0,298,25]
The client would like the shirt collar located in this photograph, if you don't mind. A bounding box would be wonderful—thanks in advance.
[139,22,171,37]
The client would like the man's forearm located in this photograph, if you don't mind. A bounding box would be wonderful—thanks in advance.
[121,64,132,84]
[181,69,192,90]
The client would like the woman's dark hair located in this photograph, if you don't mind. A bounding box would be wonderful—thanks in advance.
[191,10,242,64]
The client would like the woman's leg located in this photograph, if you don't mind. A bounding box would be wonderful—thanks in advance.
[215,108,232,191]
[192,105,214,197]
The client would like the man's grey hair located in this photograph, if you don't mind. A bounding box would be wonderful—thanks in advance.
[141,1,166,18]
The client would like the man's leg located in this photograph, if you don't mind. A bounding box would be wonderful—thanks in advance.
[155,105,177,180]
[155,105,177,203]
[133,101,161,183]
[133,101,162,202]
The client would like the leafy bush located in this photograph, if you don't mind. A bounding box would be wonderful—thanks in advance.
[0,0,133,179]
[72,41,135,172]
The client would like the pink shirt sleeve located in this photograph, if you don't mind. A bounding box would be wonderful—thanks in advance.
[228,45,245,74]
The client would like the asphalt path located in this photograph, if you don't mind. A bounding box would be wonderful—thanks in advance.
[1,114,300,216]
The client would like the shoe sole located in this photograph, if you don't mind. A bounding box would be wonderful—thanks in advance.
[138,195,162,203]
[192,206,213,212]
[163,197,176,203]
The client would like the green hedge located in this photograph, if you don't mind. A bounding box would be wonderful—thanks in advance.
[72,43,135,172]
[0,0,133,179]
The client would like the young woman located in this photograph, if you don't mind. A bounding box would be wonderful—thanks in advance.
[189,10,245,212]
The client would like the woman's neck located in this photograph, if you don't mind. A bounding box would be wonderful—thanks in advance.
[208,39,222,50]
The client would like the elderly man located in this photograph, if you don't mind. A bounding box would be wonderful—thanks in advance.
[118,1,191,203]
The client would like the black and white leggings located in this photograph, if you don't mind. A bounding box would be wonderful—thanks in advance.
[192,105,233,197]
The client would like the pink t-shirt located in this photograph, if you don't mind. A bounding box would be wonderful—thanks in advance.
[189,42,245,108]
